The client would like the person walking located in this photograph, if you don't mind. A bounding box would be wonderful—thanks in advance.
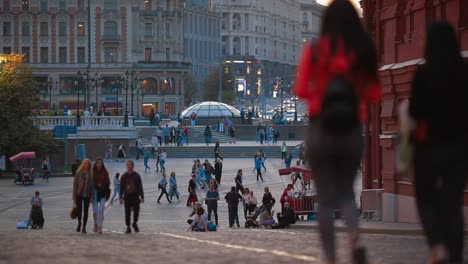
[229,125,236,144]
[206,184,220,226]
[72,159,93,234]
[92,158,110,234]
[170,126,176,145]
[117,144,126,162]
[204,125,212,145]
[119,160,144,234]
[409,21,468,264]
[214,159,223,184]
[214,140,223,161]
[168,171,180,201]
[155,149,161,172]
[151,133,159,153]
[235,169,244,194]
[110,173,120,205]
[225,186,242,228]
[284,152,293,168]
[260,149,267,171]
[294,1,382,263]
[143,148,151,172]
[104,143,113,161]
[135,136,143,160]
[163,124,170,145]
[41,156,51,182]
[183,125,189,145]
[187,174,198,207]
[157,172,171,204]
[156,126,163,146]
[255,155,263,182]
[159,149,167,172]
[149,109,155,126]
[280,142,287,160]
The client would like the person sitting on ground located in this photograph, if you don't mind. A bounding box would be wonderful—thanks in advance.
[187,202,202,225]
[188,207,208,232]
[272,202,296,229]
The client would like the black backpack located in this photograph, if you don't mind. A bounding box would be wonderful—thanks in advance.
[320,76,358,132]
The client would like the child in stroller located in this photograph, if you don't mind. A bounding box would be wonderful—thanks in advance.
[30,191,44,229]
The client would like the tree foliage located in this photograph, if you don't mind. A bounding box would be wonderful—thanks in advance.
[202,65,236,104]
[0,53,61,159]
[184,73,198,106]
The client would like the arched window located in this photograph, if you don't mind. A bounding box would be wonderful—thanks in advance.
[233,37,241,56]
[232,13,241,30]
[104,21,118,37]
[162,77,176,94]
[141,77,158,94]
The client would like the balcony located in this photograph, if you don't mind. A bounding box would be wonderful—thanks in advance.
[140,10,158,17]
[101,34,121,43]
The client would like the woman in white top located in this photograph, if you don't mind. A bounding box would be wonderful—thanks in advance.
[242,188,251,220]
[248,190,258,216]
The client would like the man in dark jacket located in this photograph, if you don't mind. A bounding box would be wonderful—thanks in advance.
[225,186,242,227]
[214,159,223,184]
[273,202,296,229]
[120,160,144,234]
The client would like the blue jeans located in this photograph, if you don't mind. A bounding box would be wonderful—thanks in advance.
[144,157,150,170]
[136,149,143,160]
[110,188,119,204]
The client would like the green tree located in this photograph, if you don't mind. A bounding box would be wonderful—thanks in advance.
[184,73,198,106]
[202,65,235,104]
[0,54,60,161]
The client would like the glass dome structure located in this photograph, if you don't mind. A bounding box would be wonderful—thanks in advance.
[181,101,241,118]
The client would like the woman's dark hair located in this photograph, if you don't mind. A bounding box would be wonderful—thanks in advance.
[196,207,204,216]
[115,173,120,179]
[93,158,106,173]
[321,0,377,77]
[425,21,463,68]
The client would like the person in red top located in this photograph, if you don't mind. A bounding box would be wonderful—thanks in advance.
[294,1,382,264]
[190,112,197,126]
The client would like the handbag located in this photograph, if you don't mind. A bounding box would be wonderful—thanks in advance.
[70,204,77,219]
[207,222,217,231]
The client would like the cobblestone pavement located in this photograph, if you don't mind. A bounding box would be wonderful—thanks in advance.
[1,157,467,263]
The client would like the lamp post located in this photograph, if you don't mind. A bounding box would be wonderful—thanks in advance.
[92,73,102,109]
[132,76,142,117]
[47,76,57,110]
[77,70,92,110]
[276,76,284,118]
[118,71,131,126]
[74,79,81,127]
[292,96,298,122]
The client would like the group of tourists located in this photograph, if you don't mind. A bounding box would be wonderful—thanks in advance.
[151,124,189,147]
[256,124,280,145]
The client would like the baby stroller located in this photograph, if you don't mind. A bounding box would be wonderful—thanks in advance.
[245,206,261,228]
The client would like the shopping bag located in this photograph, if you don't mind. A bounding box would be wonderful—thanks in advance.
[16,220,29,229]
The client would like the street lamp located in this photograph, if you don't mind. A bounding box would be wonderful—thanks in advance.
[92,73,102,108]
[77,70,91,110]
[276,77,284,118]
[291,96,298,122]
[132,76,142,117]
[74,79,81,127]
[47,76,57,110]
[116,71,131,126]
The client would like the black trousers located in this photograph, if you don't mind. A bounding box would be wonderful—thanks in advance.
[281,152,286,160]
[158,136,162,146]
[215,173,221,184]
[256,168,263,181]
[124,202,140,227]
[215,153,223,161]
[158,188,170,202]
[207,203,218,225]
[228,204,239,227]
[414,142,467,263]
[76,196,90,227]
[164,136,169,145]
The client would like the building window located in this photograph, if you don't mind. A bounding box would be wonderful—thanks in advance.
[58,0,66,11]
[232,13,241,30]
[59,47,67,63]
[77,0,85,11]
[58,22,67,36]
[165,48,170,61]
[3,0,10,11]
[3,46,11,53]
[21,22,30,36]
[40,47,48,63]
[21,47,30,63]
[104,21,118,37]
[104,47,117,63]
[460,0,468,27]
[232,37,240,56]
[104,0,117,11]
[165,23,171,38]
[40,0,48,11]
[144,23,152,36]
[77,22,85,36]
[144,0,151,11]
[3,21,11,36]
[40,22,48,36]
[22,0,29,11]
[77,47,85,63]
[145,48,152,62]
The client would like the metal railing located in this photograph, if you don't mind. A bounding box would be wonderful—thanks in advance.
[31,116,135,130]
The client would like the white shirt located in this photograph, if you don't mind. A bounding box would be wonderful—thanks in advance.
[151,136,159,148]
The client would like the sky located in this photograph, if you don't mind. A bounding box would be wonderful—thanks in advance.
[316,0,361,10]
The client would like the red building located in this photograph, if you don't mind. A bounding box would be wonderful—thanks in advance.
[360,0,468,222]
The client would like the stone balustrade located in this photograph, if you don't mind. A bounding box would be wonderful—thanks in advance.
[31,116,135,130]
